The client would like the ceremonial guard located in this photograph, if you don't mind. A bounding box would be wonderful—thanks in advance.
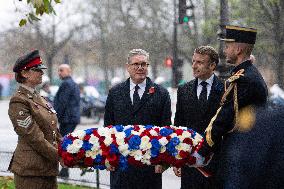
[196,26,268,186]
[8,50,61,189]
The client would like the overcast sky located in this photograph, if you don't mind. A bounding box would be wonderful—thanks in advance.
[0,0,25,31]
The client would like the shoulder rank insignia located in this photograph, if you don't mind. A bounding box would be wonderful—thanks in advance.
[227,69,245,83]
[17,116,32,128]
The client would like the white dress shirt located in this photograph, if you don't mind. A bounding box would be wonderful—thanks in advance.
[197,74,214,100]
[130,79,146,104]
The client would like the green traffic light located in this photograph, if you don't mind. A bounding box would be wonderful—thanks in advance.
[183,16,189,23]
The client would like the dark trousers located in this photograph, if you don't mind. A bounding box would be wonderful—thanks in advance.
[110,165,162,189]
[59,123,77,136]
[14,174,57,189]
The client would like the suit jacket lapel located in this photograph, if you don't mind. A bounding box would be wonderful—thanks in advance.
[122,79,134,109]
[207,75,222,112]
[132,77,154,115]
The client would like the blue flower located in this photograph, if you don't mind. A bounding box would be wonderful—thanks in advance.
[119,156,128,171]
[144,125,154,129]
[94,154,103,163]
[110,144,119,154]
[151,148,160,157]
[62,138,73,150]
[128,135,141,150]
[85,128,93,135]
[151,139,161,157]
[82,141,93,151]
[166,137,180,156]
[160,128,173,137]
[114,125,124,132]
[124,128,134,138]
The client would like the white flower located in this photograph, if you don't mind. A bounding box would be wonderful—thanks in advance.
[140,136,150,149]
[115,132,126,139]
[170,133,177,138]
[97,127,109,136]
[149,129,158,136]
[181,131,191,138]
[176,143,191,152]
[131,131,140,136]
[66,139,83,154]
[89,134,99,145]
[71,130,86,140]
[85,150,99,158]
[104,136,113,146]
[159,137,169,146]
[118,144,129,156]
[133,151,143,161]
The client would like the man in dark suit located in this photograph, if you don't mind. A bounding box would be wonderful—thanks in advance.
[173,46,224,189]
[104,48,172,189]
[196,25,268,187]
[53,63,80,178]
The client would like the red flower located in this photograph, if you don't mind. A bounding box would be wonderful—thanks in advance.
[84,135,91,141]
[176,129,183,136]
[148,87,155,94]
[76,149,85,160]
[84,157,94,167]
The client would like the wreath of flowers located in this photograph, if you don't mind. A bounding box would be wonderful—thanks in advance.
[59,125,205,170]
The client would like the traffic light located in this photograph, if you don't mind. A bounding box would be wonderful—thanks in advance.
[164,56,173,67]
[178,0,194,24]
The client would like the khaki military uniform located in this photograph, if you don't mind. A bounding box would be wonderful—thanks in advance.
[8,85,61,189]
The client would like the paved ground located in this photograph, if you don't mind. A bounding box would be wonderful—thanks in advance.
[0,99,181,189]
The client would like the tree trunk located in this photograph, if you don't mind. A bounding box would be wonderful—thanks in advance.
[47,55,54,84]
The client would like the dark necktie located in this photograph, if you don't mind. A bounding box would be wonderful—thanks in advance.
[199,81,208,107]
[133,85,140,107]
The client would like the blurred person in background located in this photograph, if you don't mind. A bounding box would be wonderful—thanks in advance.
[53,63,80,178]
[8,50,61,189]
[0,83,2,100]
[40,81,53,105]
[173,46,224,189]
[104,49,172,189]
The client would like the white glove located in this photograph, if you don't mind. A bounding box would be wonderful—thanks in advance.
[191,151,205,167]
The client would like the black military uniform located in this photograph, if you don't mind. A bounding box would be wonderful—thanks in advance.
[198,26,268,186]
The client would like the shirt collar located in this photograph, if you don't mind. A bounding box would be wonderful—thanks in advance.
[130,79,147,91]
[20,84,36,94]
[198,74,214,86]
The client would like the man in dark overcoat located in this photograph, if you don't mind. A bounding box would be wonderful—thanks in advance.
[53,63,80,177]
[104,48,172,189]
[173,46,224,189]
[196,25,268,187]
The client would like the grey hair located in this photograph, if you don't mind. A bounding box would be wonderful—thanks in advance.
[127,49,150,64]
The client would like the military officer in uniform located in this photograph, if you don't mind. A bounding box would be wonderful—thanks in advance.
[8,50,61,189]
[194,26,268,186]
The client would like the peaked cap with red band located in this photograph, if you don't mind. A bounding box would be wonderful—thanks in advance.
[13,50,47,73]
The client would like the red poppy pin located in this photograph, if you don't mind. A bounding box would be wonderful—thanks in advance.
[148,87,155,94]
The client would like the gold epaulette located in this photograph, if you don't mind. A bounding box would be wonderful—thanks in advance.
[227,69,245,83]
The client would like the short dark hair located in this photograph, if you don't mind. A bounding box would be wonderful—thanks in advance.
[15,72,27,83]
[194,46,219,66]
